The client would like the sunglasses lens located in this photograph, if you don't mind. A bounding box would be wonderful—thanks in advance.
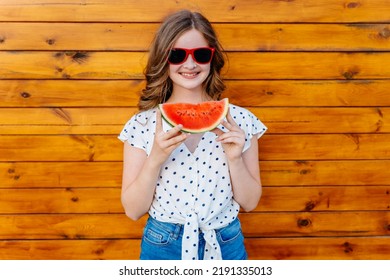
[168,49,187,64]
[194,48,213,63]
[168,48,214,64]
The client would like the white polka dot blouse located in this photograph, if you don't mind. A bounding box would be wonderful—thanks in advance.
[118,104,267,259]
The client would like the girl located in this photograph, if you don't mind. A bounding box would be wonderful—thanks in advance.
[118,10,267,260]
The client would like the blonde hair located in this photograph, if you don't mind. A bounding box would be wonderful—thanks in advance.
[138,10,226,111]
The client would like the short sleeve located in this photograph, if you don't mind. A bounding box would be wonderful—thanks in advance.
[118,112,149,152]
[229,105,267,152]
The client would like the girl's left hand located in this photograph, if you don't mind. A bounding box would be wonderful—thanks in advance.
[212,110,246,161]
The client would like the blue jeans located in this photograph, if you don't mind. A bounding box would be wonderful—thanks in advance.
[140,216,248,260]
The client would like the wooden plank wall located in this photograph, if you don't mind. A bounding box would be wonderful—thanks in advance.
[0,0,389,260]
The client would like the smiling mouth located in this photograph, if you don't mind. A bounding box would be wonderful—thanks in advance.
[180,72,200,78]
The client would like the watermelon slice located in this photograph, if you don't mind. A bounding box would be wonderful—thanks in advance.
[159,98,229,133]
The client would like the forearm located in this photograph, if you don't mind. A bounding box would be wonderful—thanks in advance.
[228,157,262,212]
[121,156,162,220]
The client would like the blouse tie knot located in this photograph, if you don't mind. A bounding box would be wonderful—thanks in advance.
[182,209,222,260]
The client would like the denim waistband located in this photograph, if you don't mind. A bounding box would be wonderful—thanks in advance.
[146,216,184,240]
[146,215,238,240]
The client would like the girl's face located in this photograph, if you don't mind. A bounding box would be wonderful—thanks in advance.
[168,29,211,99]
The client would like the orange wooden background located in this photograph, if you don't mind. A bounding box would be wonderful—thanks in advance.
[0,0,389,259]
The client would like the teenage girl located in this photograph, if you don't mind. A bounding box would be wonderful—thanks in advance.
[119,10,267,260]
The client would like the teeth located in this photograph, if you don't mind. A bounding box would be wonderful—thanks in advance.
[181,72,198,77]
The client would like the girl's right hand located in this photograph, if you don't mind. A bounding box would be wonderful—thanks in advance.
[149,109,188,165]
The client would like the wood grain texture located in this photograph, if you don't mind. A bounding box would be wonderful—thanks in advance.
[1,51,390,80]
[1,23,389,51]
[245,237,390,260]
[0,212,388,240]
[1,161,389,188]
[0,107,387,134]
[1,186,389,214]
[1,0,390,23]
[1,237,389,260]
[1,0,389,260]
[1,80,389,107]
[0,239,141,260]
[1,134,389,161]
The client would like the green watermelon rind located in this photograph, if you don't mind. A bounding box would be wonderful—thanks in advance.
[158,98,229,134]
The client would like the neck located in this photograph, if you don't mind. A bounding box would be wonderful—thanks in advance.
[167,88,211,104]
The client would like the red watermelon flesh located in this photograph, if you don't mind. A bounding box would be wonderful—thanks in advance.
[159,98,229,133]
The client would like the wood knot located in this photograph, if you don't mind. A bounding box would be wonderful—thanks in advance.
[20,92,31,98]
[94,249,104,255]
[297,218,312,228]
[343,241,354,253]
[300,169,310,175]
[66,52,89,64]
[71,197,79,202]
[375,120,383,132]
[345,2,361,8]
[0,36,5,44]
[343,67,360,79]
[304,201,316,211]
[8,168,15,174]
[378,27,390,39]
[46,38,56,45]
[53,52,63,59]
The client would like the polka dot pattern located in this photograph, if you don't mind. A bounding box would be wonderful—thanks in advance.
[119,104,267,259]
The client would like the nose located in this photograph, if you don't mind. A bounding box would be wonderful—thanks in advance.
[183,54,197,69]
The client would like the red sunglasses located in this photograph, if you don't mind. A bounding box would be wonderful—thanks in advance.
[168,47,215,65]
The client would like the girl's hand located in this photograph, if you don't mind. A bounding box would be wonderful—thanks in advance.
[213,110,246,161]
[149,109,188,165]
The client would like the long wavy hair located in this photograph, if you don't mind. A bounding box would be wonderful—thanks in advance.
[138,10,226,111]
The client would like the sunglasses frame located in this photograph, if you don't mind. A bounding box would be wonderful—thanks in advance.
[167,47,215,65]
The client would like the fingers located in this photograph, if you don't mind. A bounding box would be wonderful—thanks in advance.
[164,124,184,139]
[157,124,187,150]
[213,127,242,144]
[155,109,187,150]
[211,127,223,137]
[216,131,244,143]
[155,109,163,133]
[226,109,235,124]
[219,110,238,130]
[159,121,186,150]
[212,111,242,141]
[215,111,245,144]
[163,132,187,150]
[212,110,237,135]
[156,109,184,138]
